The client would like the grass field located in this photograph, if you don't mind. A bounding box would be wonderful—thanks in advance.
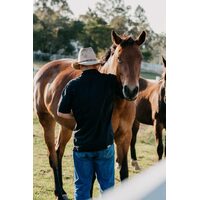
[33,61,163,199]
[33,113,164,200]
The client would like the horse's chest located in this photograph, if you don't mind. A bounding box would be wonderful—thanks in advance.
[112,101,136,133]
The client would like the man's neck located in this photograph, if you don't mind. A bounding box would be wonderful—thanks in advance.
[81,66,98,71]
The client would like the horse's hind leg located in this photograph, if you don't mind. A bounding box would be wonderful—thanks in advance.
[37,112,65,200]
[90,172,96,198]
[56,126,72,199]
[130,120,141,170]
[154,121,164,160]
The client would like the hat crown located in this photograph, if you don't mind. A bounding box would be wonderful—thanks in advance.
[78,47,98,64]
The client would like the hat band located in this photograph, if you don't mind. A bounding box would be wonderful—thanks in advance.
[79,59,97,63]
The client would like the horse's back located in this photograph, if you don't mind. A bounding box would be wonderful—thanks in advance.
[34,59,81,116]
[135,77,160,125]
[34,59,76,86]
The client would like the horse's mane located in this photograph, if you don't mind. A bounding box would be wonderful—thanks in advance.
[159,68,166,82]
[100,44,116,66]
[100,34,135,66]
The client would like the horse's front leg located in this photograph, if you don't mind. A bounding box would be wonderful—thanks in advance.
[56,127,72,200]
[115,129,132,181]
[154,121,164,160]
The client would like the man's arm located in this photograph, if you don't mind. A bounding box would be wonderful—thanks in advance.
[57,111,75,120]
[57,81,75,120]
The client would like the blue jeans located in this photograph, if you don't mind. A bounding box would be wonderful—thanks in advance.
[73,144,115,200]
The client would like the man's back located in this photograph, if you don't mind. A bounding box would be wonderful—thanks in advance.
[59,69,121,152]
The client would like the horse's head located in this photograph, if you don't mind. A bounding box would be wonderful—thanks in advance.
[110,30,146,100]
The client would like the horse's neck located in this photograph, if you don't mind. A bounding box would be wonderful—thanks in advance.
[152,79,164,113]
[98,58,129,114]
[158,79,165,94]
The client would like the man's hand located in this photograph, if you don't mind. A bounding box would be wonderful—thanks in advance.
[57,111,75,120]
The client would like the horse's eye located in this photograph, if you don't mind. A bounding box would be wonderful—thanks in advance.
[118,57,123,64]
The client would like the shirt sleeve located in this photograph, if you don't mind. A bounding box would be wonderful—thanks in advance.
[58,82,73,114]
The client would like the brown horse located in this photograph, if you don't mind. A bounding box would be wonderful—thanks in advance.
[130,57,166,170]
[33,30,146,200]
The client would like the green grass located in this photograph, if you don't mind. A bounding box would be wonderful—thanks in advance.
[33,114,164,200]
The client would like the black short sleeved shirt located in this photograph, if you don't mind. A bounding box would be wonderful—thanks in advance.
[58,69,123,152]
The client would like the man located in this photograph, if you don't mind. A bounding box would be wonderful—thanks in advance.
[57,47,123,200]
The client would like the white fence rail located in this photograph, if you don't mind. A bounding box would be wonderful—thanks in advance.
[33,62,163,77]
[141,62,163,75]
[96,160,166,200]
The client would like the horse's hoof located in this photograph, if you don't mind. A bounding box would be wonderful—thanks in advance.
[115,163,122,170]
[62,194,69,200]
[131,160,141,171]
[56,194,69,200]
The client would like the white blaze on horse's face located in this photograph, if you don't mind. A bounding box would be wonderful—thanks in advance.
[111,30,146,101]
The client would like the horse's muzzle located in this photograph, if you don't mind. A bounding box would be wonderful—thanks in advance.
[123,85,139,101]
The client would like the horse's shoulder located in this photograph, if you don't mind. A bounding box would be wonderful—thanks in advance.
[137,78,160,104]
[139,77,148,91]
[139,77,156,91]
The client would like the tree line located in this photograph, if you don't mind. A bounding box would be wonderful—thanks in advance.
[33,0,166,63]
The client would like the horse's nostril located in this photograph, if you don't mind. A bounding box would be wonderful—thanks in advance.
[124,85,129,94]
[133,86,139,96]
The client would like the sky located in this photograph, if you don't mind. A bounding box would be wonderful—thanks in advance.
[67,0,166,34]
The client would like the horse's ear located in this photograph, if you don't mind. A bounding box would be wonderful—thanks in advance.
[162,56,166,68]
[136,31,146,46]
[111,30,122,45]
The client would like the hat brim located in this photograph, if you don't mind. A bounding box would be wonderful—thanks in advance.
[72,61,81,70]
[78,60,101,66]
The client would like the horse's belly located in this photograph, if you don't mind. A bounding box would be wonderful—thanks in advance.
[136,98,153,125]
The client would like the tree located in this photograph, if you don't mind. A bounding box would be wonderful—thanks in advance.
[95,0,131,22]
[33,0,75,54]
[94,0,131,33]
[127,5,166,63]
[110,16,128,34]
[134,5,147,24]
[33,0,166,63]
[34,0,73,18]
[79,9,112,54]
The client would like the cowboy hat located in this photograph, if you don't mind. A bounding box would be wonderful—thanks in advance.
[72,47,101,69]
